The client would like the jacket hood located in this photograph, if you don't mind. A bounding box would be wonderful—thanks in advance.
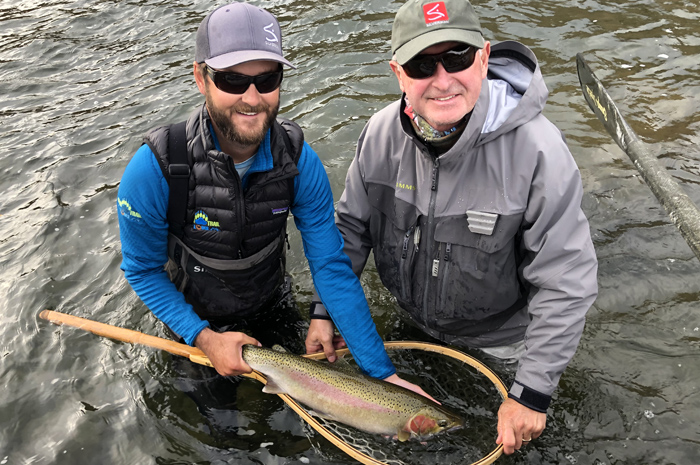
[478,41,547,144]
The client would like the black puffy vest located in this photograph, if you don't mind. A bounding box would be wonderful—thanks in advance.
[144,104,303,322]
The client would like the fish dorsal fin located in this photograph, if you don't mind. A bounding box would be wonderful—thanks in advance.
[262,378,286,395]
[271,344,287,352]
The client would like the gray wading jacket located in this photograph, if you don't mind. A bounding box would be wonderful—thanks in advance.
[321,41,598,407]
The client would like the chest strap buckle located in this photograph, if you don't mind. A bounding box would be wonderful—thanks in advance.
[168,164,190,178]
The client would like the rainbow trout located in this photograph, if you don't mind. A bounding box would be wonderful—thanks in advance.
[242,345,463,441]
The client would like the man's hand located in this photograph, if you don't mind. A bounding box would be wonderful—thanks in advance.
[305,318,346,362]
[194,327,260,377]
[496,398,547,454]
[384,373,440,404]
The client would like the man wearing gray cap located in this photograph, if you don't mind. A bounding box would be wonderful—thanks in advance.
[117,2,426,403]
[309,0,598,454]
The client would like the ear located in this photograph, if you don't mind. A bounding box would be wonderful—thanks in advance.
[479,42,491,79]
[194,61,207,96]
[389,60,407,93]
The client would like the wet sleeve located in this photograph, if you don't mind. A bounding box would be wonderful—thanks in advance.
[510,123,599,412]
[291,142,395,379]
[117,144,209,346]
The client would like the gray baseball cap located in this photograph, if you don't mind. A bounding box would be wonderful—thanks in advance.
[391,0,485,65]
[195,2,296,70]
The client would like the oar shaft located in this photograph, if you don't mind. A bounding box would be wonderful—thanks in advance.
[625,139,700,259]
[577,53,700,261]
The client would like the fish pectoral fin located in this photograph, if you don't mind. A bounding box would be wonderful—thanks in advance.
[307,409,337,421]
[397,430,411,442]
[262,379,286,395]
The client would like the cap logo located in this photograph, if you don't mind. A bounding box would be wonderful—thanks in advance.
[263,23,279,43]
[423,2,449,26]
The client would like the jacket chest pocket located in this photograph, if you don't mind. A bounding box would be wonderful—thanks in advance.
[432,213,524,320]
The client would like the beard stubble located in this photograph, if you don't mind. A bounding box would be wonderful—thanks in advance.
[206,90,280,148]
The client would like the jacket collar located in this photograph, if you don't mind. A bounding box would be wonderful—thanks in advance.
[398,80,490,164]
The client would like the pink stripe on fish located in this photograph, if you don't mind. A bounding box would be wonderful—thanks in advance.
[282,370,398,414]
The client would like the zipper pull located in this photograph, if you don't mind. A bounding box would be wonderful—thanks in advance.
[413,225,421,253]
[432,243,442,277]
[401,228,413,259]
[432,259,440,277]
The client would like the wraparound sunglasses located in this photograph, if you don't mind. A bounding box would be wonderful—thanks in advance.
[402,45,478,79]
[205,64,283,94]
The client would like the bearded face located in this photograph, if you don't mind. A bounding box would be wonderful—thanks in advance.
[205,83,280,148]
[197,60,282,151]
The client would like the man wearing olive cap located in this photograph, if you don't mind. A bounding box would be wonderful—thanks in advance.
[118,1,426,410]
[309,0,598,454]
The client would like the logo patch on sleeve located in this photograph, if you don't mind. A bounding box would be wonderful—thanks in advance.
[118,198,142,221]
[271,207,289,215]
[423,2,449,26]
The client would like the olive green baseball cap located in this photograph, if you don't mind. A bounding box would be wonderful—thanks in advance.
[391,0,485,65]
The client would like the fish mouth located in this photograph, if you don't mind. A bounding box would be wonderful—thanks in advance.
[446,423,464,433]
[412,423,463,441]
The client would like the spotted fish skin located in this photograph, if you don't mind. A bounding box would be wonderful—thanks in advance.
[242,345,463,440]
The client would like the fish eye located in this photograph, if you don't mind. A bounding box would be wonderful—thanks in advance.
[438,420,448,427]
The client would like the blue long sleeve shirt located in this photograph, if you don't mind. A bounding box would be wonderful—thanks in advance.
[117,126,395,379]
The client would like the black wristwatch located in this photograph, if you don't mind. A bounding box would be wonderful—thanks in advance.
[309,301,332,320]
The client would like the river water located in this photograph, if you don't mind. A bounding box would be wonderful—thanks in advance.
[1,0,699,464]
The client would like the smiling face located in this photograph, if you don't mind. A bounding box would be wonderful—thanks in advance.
[391,41,490,132]
[194,60,280,155]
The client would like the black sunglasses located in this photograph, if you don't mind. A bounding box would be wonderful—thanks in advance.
[205,65,283,95]
[402,45,478,79]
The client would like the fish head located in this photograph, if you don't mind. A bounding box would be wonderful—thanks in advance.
[403,406,464,439]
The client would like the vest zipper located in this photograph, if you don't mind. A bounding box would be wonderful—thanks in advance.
[227,157,246,258]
